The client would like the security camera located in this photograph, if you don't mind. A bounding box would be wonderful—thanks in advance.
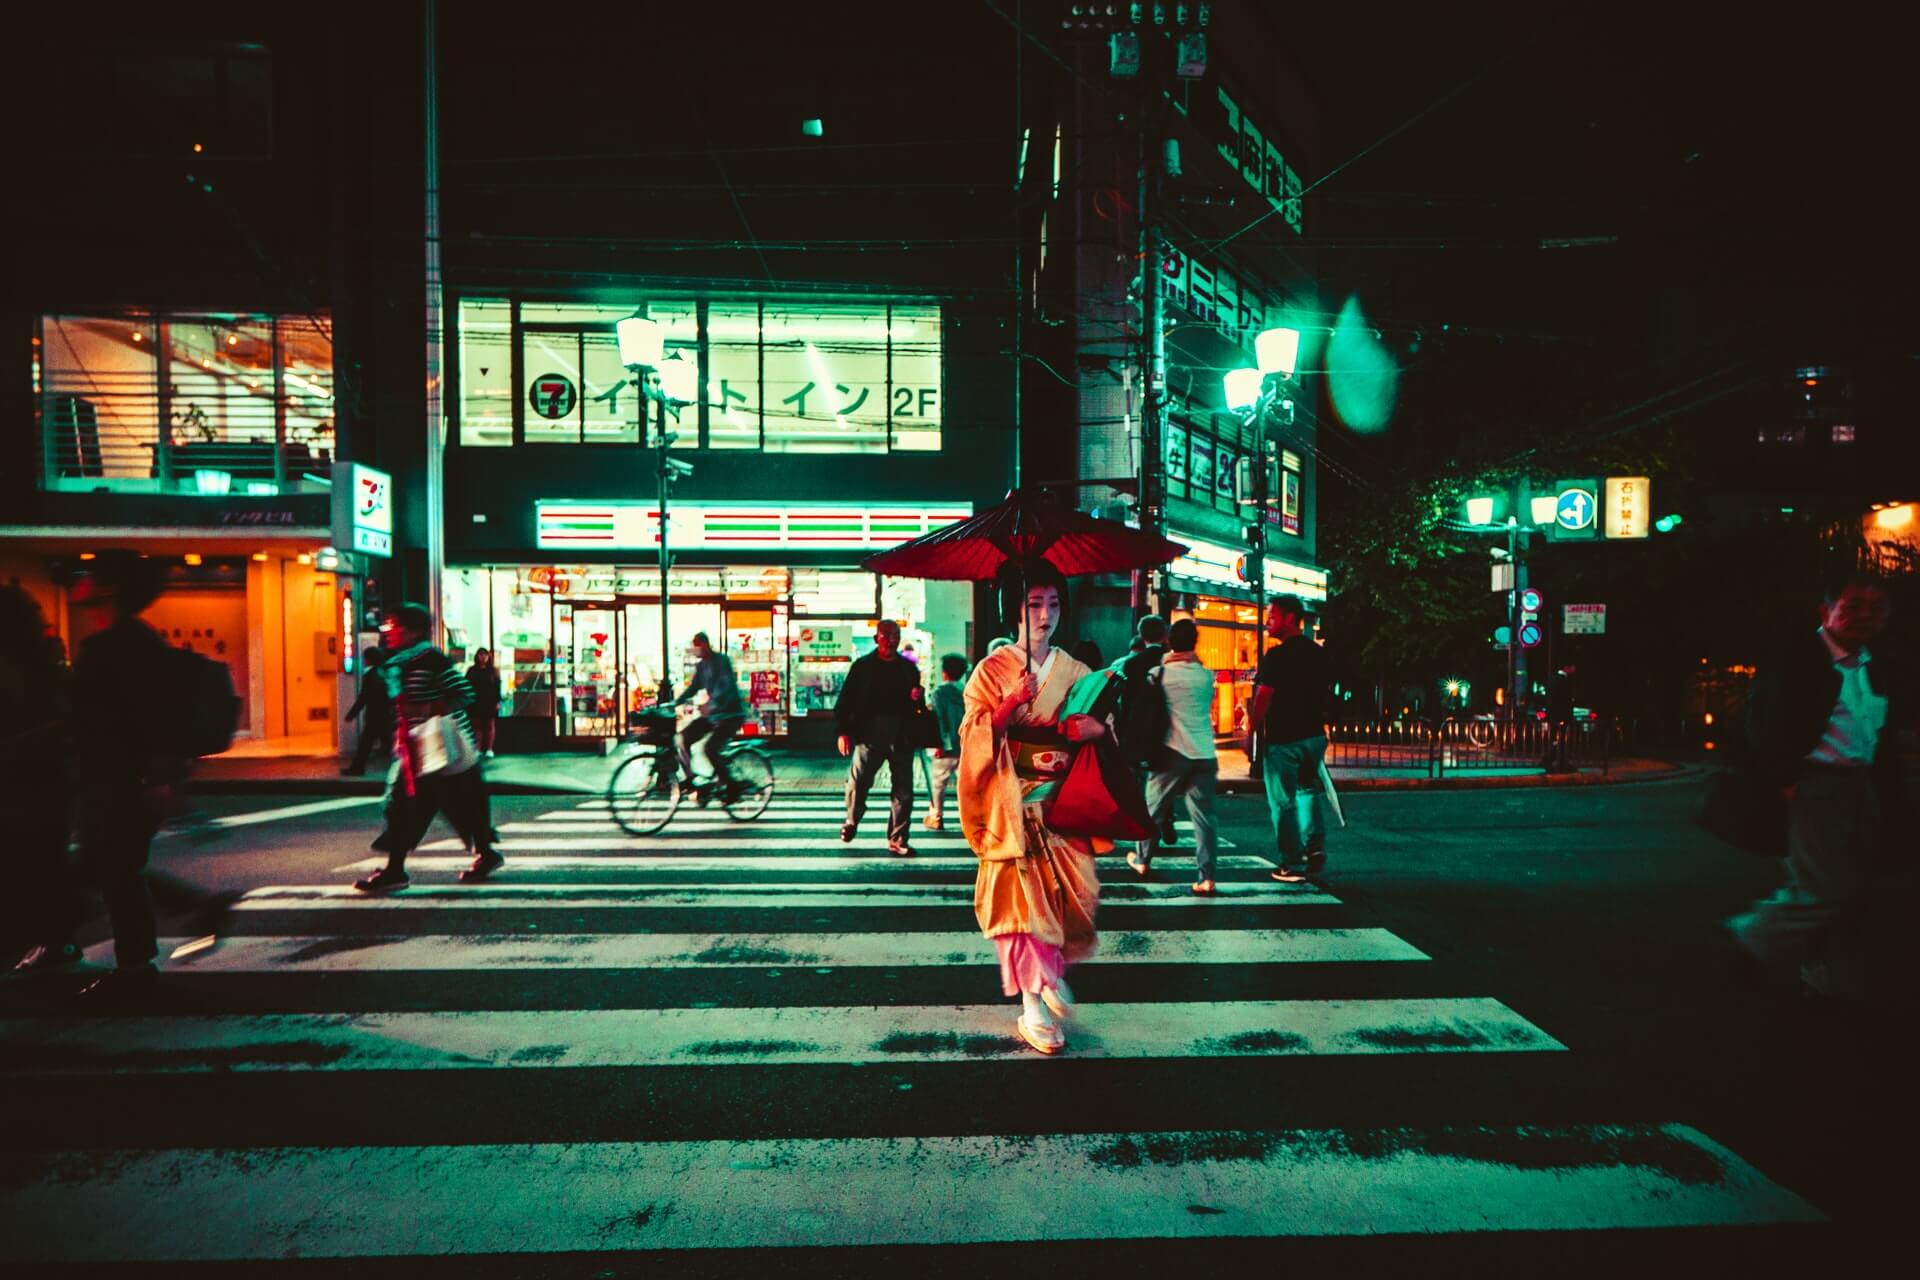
[663,457,695,478]
[1490,547,1511,561]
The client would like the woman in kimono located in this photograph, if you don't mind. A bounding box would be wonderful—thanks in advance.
[958,560,1110,1055]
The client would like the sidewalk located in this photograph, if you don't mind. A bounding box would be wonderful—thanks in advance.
[188,744,1691,796]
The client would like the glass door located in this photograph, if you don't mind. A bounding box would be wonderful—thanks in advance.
[620,599,723,712]
[554,600,624,738]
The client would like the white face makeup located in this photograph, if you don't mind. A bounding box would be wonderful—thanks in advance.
[1022,585,1061,647]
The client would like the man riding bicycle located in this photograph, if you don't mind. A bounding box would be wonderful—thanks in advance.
[673,631,747,803]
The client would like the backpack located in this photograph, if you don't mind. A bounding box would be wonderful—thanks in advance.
[161,645,241,759]
[1116,661,1172,763]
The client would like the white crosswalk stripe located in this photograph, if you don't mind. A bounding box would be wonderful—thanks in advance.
[0,1126,1821,1260]
[93,927,1429,970]
[0,996,1565,1073]
[0,797,1824,1260]
[236,882,1342,909]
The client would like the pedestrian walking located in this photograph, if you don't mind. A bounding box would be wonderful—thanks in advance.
[923,654,968,831]
[1253,595,1335,883]
[959,560,1108,1055]
[1126,619,1221,893]
[342,648,393,776]
[64,552,239,1001]
[1114,614,1179,847]
[1729,576,1904,1001]
[352,604,501,893]
[2,584,83,973]
[672,631,747,802]
[1543,663,1577,772]
[836,618,923,856]
[465,647,503,758]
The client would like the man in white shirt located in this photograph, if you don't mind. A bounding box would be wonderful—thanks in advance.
[1731,577,1899,1000]
[1126,619,1222,894]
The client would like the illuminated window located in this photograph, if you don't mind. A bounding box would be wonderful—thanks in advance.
[36,311,331,495]
[458,299,512,447]
[763,305,891,454]
[455,298,939,453]
[1831,423,1856,443]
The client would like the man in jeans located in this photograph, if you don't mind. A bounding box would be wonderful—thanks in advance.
[1126,619,1221,894]
[1253,595,1334,883]
[923,653,969,831]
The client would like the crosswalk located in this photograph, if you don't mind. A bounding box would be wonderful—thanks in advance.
[0,793,1825,1264]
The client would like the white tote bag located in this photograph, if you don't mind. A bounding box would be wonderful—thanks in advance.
[409,714,481,778]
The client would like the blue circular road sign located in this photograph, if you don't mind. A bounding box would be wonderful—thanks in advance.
[1555,488,1596,531]
[1519,621,1543,648]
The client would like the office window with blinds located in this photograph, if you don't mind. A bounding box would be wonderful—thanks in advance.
[35,312,334,495]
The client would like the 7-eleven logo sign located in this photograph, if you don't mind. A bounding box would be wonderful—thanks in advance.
[529,373,577,420]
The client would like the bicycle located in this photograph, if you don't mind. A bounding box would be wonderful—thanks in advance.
[607,708,775,836]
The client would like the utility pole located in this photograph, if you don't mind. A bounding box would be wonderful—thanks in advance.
[1507,477,1533,719]
[421,0,445,626]
[1132,70,1168,615]
[655,392,674,704]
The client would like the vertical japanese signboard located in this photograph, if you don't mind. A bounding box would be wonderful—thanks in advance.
[1604,476,1651,539]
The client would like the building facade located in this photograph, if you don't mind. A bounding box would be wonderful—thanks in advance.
[5,19,421,757]
[1025,1,1330,734]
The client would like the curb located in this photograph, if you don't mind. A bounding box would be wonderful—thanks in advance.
[188,761,1698,798]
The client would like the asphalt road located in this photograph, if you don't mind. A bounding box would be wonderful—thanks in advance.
[0,776,1909,1273]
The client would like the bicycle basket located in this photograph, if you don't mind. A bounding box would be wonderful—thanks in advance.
[626,709,677,745]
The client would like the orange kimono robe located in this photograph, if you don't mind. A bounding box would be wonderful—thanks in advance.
[959,644,1106,963]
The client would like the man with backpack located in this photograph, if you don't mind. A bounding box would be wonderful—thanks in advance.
[1115,614,1180,847]
[67,551,239,1001]
[1125,619,1221,893]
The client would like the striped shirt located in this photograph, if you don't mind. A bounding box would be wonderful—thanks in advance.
[380,641,475,737]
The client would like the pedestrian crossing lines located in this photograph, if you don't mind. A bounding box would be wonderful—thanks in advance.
[0,794,1825,1262]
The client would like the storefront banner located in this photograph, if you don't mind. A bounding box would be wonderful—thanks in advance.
[535,502,972,552]
[518,566,790,598]
[1166,534,1328,602]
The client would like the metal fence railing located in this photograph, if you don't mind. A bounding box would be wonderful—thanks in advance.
[1324,716,1616,778]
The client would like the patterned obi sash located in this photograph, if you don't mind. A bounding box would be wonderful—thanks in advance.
[1010,724,1071,780]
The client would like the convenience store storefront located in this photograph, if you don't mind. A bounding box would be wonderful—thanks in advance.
[1161,533,1329,738]
[441,501,974,747]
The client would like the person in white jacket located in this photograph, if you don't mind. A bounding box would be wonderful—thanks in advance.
[1125,618,1222,893]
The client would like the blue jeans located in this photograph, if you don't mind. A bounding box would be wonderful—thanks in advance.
[1261,734,1328,871]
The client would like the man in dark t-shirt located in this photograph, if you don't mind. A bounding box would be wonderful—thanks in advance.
[1252,595,1334,882]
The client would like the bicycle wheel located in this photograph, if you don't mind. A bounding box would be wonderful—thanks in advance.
[721,747,775,821]
[608,750,680,836]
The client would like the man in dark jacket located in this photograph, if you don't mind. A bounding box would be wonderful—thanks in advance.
[1543,664,1577,773]
[342,649,392,776]
[68,553,236,1001]
[1253,595,1334,882]
[1116,614,1179,846]
[1730,576,1902,1000]
[836,619,923,855]
[674,631,747,802]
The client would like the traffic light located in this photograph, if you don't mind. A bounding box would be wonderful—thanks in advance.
[1654,514,1683,533]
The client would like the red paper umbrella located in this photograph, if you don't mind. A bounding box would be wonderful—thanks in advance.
[861,489,1187,581]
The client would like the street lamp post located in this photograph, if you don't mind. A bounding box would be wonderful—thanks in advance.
[1225,327,1302,645]
[617,315,695,705]
[1469,481,1554,720]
